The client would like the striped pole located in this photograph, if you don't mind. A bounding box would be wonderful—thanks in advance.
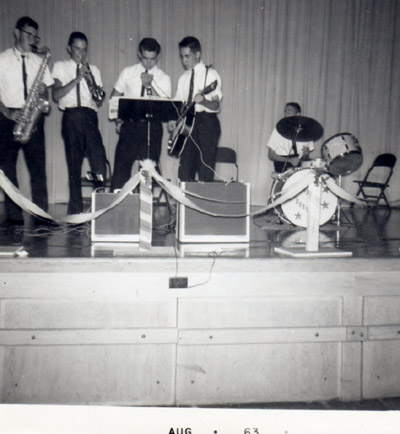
[139,169,153,251]
[306,174,321,252]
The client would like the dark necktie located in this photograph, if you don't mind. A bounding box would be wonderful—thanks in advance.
[21,55,28,100]
[187,68,194,105]
[76,64,81,107]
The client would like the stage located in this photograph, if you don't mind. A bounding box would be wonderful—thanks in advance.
[0,202,400,406]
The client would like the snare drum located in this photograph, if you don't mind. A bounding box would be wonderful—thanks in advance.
[321,133,362,176]
[301,158,327,172]
[270,168,338,227]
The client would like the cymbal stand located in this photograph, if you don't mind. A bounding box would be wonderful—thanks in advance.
[335,176,353,224]
[334,175,354,246]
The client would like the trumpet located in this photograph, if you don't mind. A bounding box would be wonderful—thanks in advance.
[79,59,105,103]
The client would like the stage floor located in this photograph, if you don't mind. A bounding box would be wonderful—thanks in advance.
[1,202,400,410]
[0,203,399,259]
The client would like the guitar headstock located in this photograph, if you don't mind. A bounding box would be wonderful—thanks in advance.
[201,80,218,96]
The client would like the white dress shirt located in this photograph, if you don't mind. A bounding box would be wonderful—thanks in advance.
[52,59,103,111]
[114,63,171,98]
[267,127,314,157]
[0,47,54,109]
[174,61,222,113]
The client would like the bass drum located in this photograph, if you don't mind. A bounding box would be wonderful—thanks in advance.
[270,169,338,227]
[321,133,362,176]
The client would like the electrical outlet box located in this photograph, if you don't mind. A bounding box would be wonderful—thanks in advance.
[169,277,188,288]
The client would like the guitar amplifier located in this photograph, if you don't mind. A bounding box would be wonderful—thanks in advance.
[91,192,140,242]
[177,182,250,243]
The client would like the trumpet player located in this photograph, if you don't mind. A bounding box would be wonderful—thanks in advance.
[0,16,54,229]
[52,31,107,215]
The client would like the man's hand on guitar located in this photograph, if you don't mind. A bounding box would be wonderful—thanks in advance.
[115,119,124,134]
[193,93,205,104]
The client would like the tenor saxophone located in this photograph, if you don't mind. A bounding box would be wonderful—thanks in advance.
[13,48,51,144]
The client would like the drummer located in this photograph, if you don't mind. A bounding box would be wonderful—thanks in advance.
[267,102,315,173]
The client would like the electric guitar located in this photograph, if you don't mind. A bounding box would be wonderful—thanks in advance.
[167,80,217,157]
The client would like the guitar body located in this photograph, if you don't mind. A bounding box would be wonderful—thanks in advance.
[168,110,195,157]
[167,79,218,157]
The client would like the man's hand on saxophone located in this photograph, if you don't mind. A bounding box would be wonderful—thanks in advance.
[0,101,23,123]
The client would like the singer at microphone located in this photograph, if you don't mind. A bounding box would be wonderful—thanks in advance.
[108,37,172,192]
[141,69,154,96]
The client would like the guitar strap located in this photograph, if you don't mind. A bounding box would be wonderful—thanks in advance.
[204,64,211,88]
[191,64,211,121]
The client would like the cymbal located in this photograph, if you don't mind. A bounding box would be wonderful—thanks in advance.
[276,116,323,142]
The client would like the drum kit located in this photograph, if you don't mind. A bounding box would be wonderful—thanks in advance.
[270,116,363,227]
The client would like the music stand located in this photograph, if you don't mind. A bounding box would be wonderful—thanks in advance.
[118,98,182,123]
[118,98,182,159]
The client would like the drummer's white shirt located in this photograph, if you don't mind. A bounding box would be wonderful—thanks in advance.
[267,127,314,157]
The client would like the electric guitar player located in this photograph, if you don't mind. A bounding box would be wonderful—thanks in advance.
[167,80,217,157]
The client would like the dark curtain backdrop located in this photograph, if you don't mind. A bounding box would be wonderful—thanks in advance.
[1,0,399,205]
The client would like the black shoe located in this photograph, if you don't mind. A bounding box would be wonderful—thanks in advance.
[33,217,59,228]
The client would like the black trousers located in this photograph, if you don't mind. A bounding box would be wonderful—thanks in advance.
[178,112,221,182]
[0,112,48,222]
[62,107,106,215]
[110,119,162,191]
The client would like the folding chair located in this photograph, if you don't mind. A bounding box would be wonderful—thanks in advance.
[215,147,239,181]
[353,153,397,208]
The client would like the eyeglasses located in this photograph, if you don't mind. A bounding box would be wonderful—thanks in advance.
[19,28,41,42]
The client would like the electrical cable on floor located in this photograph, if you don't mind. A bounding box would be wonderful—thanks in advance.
[187,251,217,288]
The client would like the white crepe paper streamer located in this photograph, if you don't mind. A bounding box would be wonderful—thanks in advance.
[324,176,365,206]
[141,159,315,218]
[1,161,364,226]
[0,169,54,220]
[0,169,141,225]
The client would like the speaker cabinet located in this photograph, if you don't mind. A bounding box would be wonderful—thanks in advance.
[177,182,250,243]
[91,192,140,242]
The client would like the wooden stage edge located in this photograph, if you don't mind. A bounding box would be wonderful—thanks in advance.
[1,256,400,406]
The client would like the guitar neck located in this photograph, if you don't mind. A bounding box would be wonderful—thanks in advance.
[178,79,217,120]
[179,101,195,120]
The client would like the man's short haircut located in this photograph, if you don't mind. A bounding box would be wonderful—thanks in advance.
[285,102,301,113]
[16,16,38,31]
[179,36,201,54]
[68,32,88,46]
[139,38,161,55]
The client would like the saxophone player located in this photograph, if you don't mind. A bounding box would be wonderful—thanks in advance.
[0,16,54,228]
[52,32,107,215]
